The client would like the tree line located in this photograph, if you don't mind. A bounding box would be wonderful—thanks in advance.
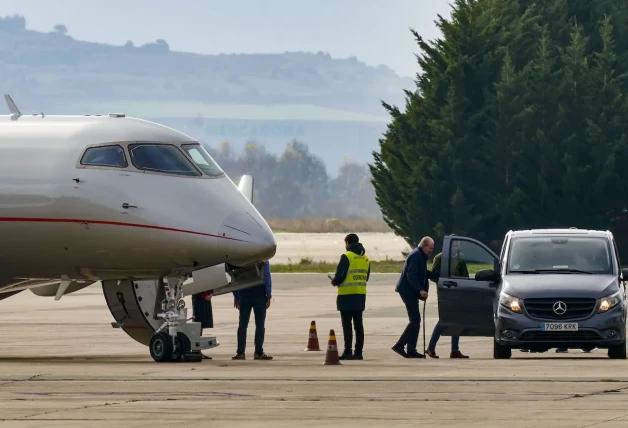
[204,141,381,220]
[371,0,628,253]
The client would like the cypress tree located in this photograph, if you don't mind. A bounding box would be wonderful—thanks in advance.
[372,0,628,249]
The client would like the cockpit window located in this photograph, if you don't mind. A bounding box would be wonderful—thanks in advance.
[128,144,201,177]
[81,145,128,168]
[181,143,225,177]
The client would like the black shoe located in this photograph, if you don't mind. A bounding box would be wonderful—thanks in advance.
[407,350,426,359]
[392,344,408,358]
[353,353,363,360]
[254,352,273,360]
[339,351,354,360]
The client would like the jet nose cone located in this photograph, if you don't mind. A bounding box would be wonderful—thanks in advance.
[217,211,276,265]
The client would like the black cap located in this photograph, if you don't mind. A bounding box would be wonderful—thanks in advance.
[345,233,359,245]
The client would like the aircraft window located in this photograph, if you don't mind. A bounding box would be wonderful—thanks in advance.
[80,145,128,168]
[128,144,201,177]
[181,143,225,177]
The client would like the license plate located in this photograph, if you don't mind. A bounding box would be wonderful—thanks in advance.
[541,323,578,331]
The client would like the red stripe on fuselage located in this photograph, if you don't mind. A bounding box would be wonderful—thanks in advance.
[0,217,249,243]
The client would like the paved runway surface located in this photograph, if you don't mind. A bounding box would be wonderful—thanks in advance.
[1,273,628,427]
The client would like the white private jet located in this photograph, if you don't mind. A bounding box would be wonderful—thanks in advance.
[0,95,276,362]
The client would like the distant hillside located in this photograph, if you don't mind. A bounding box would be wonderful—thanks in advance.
[0,15,413,118]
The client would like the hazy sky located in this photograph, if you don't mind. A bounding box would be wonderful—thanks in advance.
[0,0,453,78]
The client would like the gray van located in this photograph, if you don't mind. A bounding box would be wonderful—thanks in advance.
[435,229,627,359]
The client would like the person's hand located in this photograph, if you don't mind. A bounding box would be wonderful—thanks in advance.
[266,299,271,309]
[234,300,240,310]
[204,295,212,302]
[420,290,428,300]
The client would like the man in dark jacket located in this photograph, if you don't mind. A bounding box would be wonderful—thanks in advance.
[232,260,273,360]
[392,236,438,359]
[330,233,370,360]
[192,289,214,360]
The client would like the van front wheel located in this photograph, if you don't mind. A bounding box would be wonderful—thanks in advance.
[493,338,512,359]
[608,340,626,359]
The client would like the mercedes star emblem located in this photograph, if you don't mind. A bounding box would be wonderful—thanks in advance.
[553,301,567,315]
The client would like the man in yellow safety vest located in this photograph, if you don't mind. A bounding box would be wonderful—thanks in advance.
[330,233,371,360]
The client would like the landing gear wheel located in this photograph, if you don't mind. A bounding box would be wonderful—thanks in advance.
[150,332,173,362]
[176,332,201,363]
[493,338,512,359]
[171,332,191,362]
[608,340,626,359]
[171,335,183,362]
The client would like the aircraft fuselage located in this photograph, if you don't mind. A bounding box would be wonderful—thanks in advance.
[0,113,276,292]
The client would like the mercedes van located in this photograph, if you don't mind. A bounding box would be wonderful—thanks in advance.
[434,229,627,359]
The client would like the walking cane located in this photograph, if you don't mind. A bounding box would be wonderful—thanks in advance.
[422,298,427,355]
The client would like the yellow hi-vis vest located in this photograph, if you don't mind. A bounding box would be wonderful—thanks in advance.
[338,251,370,296]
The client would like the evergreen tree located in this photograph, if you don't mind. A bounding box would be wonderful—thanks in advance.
[371,0,628,250]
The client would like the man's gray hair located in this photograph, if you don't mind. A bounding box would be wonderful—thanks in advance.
[418,236,434,248]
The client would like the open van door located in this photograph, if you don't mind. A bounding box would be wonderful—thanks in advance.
[436,235,500,336]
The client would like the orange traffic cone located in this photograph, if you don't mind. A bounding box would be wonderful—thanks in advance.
[305,320,321,351]
[323,329,341,365]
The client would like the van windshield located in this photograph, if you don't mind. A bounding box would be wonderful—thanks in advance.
[181,143,225,177]
[507,236,613,274]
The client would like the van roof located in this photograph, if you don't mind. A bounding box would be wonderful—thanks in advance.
[510,228,611,238]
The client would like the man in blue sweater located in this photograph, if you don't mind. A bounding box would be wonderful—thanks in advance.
[392,236,438,359]
[232,260,273,360]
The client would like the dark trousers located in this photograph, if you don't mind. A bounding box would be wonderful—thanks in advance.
[340,310,364,354]
[237,297,267,354]
[396,293,421,353]
[428,320,459,352]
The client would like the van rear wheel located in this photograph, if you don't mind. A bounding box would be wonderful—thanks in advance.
[608,340,626,359]
[493,338,512,359]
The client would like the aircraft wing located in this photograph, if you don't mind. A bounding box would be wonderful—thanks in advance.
[0,278,95,298]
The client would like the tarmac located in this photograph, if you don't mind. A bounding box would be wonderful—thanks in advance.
[1,273,628,427]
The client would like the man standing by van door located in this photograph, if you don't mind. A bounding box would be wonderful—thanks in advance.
[392,236,437,359]
[425,239,469,359]
[330,233,370,360]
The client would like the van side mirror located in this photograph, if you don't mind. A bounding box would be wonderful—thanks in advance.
[622,268,628,281]
[475,269,498,282]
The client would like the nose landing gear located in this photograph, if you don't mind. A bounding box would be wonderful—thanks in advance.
[149,275,212,363]
[104,277,219,362]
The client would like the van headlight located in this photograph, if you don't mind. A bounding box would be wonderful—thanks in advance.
[499,293,522,313]
[599,291,623,313]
